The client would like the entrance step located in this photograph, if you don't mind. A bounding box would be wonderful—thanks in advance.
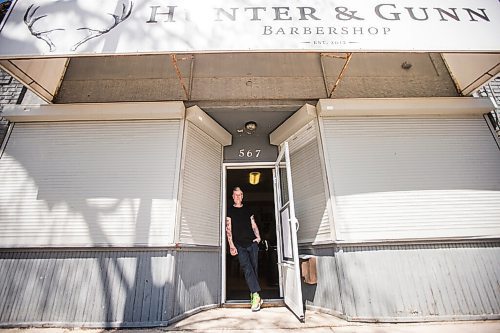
[223,299,285,308]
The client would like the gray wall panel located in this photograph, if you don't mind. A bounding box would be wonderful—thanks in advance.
[0,249,220,327]
[173,250,220,318]
[306,242,500,321]
[301,247,342,314]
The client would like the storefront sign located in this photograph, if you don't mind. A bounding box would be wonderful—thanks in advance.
[0,0,498,58]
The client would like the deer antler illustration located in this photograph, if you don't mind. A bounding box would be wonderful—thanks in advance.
[71,2,133,51]
[24,4,65,52]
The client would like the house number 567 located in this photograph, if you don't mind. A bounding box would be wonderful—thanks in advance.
[238,149,261,158]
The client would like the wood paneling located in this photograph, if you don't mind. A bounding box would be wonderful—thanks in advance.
[0,249,220,327]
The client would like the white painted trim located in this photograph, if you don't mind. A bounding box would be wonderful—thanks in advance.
[317,116,342,241]
[272,167,284,298]
[269,104,317,145]
[173,118,188,245]
[313,116,337,243]
[221,165,227,304]
[2,102,186,122]
[225,162,275,168]
[330,236,500,247]
[317,97,495,117]
[185,105,231,146]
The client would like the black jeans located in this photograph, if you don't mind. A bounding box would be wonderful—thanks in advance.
[236,242,261,294]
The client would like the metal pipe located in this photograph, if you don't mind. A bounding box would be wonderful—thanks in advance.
[328,53,352,98]
[170,54,189,100]
[319,54,329,98]
[188,55,194,100]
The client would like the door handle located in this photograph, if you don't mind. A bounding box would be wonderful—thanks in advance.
[295,218,299,232]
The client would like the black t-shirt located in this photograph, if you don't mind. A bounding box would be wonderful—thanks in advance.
[227,205,255,247]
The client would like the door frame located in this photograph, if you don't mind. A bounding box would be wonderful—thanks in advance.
[221,162,282,304]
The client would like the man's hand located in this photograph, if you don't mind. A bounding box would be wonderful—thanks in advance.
[253,237,261,244]
[230,246,238,256]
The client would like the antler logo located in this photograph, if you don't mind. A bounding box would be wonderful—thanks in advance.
[23,1,133,52]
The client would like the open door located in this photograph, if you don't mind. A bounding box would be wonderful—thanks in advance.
[274,142,304,321]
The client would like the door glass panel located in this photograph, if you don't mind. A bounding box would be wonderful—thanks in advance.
[280,204,293,261]
[278,161,289,204]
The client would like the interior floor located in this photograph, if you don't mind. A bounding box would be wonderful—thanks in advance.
[226,168,281,301]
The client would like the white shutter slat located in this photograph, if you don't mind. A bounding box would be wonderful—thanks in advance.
[288,121,332,244]
[322,116,500,241]
[0,120,181,247]
[179,122,222,246]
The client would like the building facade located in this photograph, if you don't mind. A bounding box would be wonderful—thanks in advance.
[0,69,24,142]
[0,0,499,328]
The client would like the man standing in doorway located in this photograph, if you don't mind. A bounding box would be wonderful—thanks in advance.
[226,186,263,311]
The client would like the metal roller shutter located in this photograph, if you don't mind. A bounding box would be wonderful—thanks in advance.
[0,120,181,247]
[322,116,500,241]
[178,122,222,246]
[287,120,333,244]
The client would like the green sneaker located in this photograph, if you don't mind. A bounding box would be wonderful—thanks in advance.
[251,292,263,312]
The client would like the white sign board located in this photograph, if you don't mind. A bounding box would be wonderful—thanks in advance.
[0,0,499,58]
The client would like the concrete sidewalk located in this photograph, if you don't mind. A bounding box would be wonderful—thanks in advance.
[0,307,499,333]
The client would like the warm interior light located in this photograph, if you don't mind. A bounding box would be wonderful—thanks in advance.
[249,171,261,185]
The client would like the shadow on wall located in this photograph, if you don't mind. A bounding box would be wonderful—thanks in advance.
[0,121,179,247]
[0,0,222,326]
[0,248,220,325]
[0,118,222,325]
[301,243,500,320]
[326,117,500,196]
[0,249,177,325]
[334,244,500,320]
[290,136,330,244]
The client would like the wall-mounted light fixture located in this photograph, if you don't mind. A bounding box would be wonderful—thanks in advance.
[401,61,412,70]
[249,171,261,185]
[245,121,257,133]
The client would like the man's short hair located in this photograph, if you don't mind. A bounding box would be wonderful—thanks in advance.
[233,186,243,193]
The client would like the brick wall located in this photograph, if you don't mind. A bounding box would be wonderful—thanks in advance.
[0,69,25,146]
[477,76,500,106]
[0,70,24,105]
[476,76,500,135]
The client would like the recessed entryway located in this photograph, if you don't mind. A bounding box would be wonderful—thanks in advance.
[225,167,281,301]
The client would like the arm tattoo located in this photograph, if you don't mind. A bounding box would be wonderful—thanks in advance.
[226,217,234,245]
[251,215,260,239]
